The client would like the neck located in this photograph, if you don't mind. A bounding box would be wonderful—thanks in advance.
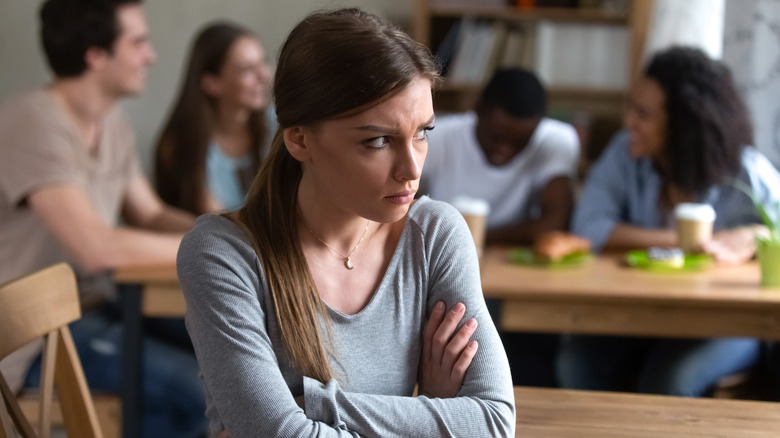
[214,101,252,133]
[296,177,373,251]
[50,77,116,123]
[213,103,252,157]
[49,77,117,150]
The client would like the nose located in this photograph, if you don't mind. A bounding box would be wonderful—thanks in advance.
[394,139,424,182]
[623,106,638,131]
[146,43,158,65]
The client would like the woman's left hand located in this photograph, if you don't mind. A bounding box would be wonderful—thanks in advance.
[701,225,767,264]
[418,301,479,399]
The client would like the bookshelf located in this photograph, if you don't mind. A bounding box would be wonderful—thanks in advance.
[413,0,654,165]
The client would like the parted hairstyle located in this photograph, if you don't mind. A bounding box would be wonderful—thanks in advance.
[236,8,440,383]
[154,22,267,215]
[40,0,142,77]
[480,68,546,118]
[644,46,753,197]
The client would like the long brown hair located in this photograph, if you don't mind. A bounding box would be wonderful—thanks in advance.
[238,8,439,382]
[154,22,267,215]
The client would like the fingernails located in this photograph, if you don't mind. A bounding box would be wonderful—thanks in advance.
[454,302,465,313]
[434,301,444,312]
[466,318,477,329]
[468,340,478,350]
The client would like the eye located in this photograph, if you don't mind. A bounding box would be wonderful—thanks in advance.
[363,136,390,149]
[414,125,435,141]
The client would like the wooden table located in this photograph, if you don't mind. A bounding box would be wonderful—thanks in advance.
[514,386,780,437]
[114,249,780,437]
[481,247,780,340]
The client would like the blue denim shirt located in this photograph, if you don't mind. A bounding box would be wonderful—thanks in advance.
[573,131,780,252]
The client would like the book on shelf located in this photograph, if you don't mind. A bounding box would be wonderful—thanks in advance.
[534,21,628,89]
[578,0,631,13]
[438,19,535,86]
[429,0,508,7]
[445,18,479,84]
[434,19,462,77]
[446,19,507,85]
[435,16,628,90]
[498,25,535,69]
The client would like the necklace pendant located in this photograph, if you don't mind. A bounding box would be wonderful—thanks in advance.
[344,258,354,270]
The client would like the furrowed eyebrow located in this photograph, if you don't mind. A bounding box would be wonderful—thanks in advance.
[352,115,436,135]
[352,125,401,135]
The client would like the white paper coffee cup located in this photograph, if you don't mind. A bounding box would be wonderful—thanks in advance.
[451,196,490,258]
[674,203,716,252]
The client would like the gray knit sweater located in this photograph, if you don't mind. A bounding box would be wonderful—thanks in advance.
[178,196,515,437]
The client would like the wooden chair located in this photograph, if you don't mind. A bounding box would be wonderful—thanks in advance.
[0,263,103,438]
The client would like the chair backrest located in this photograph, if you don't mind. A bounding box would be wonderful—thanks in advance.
[0,263,103,438]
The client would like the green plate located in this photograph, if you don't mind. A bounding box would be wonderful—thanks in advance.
[625,250,713,272]
[508,247,592,268]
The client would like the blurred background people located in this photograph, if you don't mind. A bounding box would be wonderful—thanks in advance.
[559,46,780,397]
[155,21,274,215]
[421,68,580,387]
[0,1,206,436]
[422,68,579,246]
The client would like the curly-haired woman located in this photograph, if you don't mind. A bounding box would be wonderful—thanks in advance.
[558,46,780,397]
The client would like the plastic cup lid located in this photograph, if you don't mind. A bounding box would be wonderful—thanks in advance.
[674,203,716,222]
[450,196,491,216]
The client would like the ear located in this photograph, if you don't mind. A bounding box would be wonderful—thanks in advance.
[201,74,222,97]
[84,46,109,71]
[283,126,312,162]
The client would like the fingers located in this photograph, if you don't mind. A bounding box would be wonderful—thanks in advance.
[451,340,478,381]
[419,302,480,399]
[422,301,445,361]
[703,232,756,265]
[441,317,478,372]
[431,302,466,364]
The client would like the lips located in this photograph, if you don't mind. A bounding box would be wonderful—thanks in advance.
[385,189,416,204]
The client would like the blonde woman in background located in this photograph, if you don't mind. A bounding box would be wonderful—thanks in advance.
[155,22,274,214]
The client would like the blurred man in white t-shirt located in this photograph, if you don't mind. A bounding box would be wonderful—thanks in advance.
[422,68,579,245]
[422,68,580,387]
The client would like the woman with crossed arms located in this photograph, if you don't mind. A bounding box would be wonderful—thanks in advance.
[177,8,515,437]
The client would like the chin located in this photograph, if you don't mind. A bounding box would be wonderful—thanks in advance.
[119,87,144,98]
[370,203,412,225]
[389,203,414,222]
[245,98,266,111]
[628,143,646,159]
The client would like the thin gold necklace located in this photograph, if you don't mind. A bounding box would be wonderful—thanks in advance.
[307,220,370,270]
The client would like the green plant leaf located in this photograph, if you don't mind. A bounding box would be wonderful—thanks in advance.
[731,179,778,237]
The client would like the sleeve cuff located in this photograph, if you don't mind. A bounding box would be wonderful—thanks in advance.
[303,376,347,429]
[574,219,615,253]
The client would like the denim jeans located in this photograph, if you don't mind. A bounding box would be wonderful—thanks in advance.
[556,335,761,396]
[25,306,206,438]
[501,332,561,387]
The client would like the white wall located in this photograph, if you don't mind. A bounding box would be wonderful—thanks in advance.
[722,0,780,169]
[0,0,415,173]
